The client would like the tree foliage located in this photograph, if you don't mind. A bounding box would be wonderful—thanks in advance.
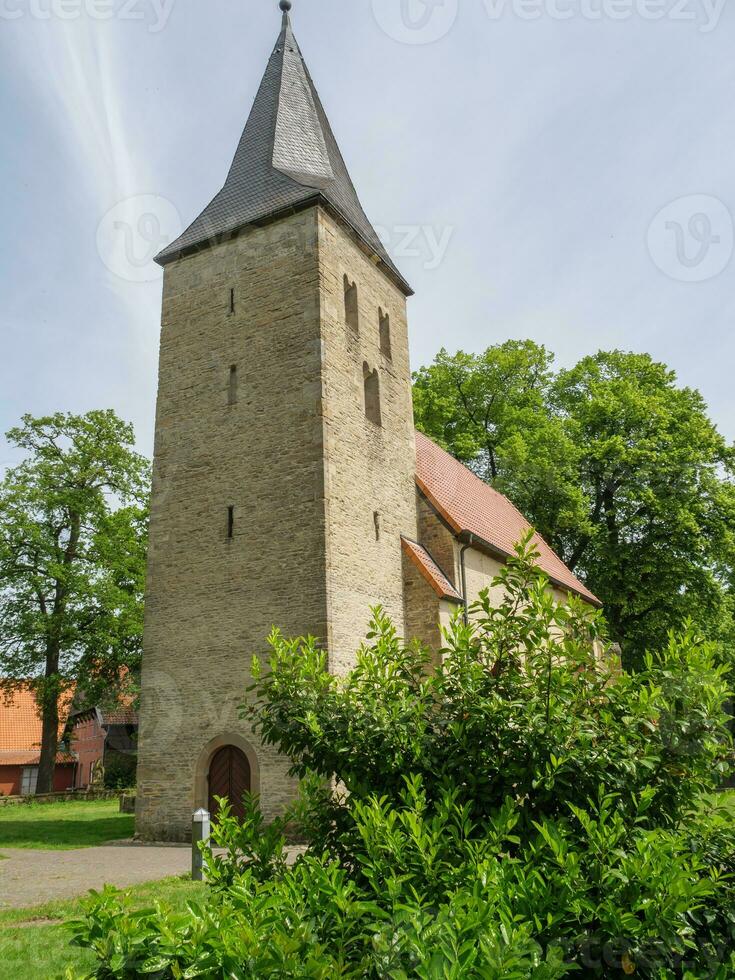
[0,411,150,793]
[69,543,735,977]
[413,344,735,665]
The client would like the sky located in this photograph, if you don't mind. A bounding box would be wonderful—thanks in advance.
[0,0,733,470]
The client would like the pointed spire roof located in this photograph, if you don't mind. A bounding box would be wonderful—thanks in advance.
[156,6,411,295]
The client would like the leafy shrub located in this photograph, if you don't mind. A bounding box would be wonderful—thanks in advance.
[67,537,735,978]
[205,793,289,889]
[102,753,137,792]
[252,539,731,836]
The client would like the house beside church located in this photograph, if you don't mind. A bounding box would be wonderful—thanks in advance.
[136,1,598,841]
[0,684,139,797]
[67,702,138,791]
[0,686,75,797]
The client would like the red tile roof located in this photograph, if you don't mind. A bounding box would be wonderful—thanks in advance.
[0,685,76,764]
[415,431,600,606]
[402,537,463,603]
[98,708,138,727]
[0,750,75,766]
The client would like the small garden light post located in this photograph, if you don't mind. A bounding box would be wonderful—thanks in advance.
[192,808,211,882]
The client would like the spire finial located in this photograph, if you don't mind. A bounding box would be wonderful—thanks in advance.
[279,0,291,11]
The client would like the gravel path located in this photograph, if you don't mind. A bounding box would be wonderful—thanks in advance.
[0,841,193,910]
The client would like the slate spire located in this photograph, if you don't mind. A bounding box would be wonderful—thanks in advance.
[156,5,410,295]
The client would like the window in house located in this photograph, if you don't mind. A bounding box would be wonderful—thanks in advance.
[344,276,359,333]
[229,288,236,315]
[374,511,382,541]
[363,362,382,426]
[379,308,392,359]
[21,766,39,796]
[227,506,235,540]
[228,365,238,406]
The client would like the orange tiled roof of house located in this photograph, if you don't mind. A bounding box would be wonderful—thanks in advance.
[415,431,600,607]
[0,685,76,765]
[402,537,463,603]
[0,750,76,766]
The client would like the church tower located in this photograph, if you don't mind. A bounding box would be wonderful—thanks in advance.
[136,2,417,840]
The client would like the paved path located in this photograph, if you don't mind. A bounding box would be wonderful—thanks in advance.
[0,841,193,910]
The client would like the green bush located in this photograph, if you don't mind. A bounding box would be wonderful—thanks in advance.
[67,537,735,978]
[103,753,137,792]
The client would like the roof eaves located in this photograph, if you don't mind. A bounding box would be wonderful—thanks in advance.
[455,528,602,608]
[156,197,413,297]
[415,479,601,608]
[401,536,463,604]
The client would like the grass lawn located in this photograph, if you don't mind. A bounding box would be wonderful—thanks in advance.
[0,800,134,851]
[0,876,205,979]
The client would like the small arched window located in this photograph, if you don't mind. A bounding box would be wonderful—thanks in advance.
[344,275,359,333]
[363,362,382,426]
[379,308,391,359]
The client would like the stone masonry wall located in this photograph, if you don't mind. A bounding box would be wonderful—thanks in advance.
[416,496,459,589]
[137,206,421,840]
[137,210,328,841]
[403,552,450,664]
[317,210,418,673]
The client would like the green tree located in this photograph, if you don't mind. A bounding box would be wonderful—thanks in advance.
[0,411,150,794]
[412,342,590,560]
[414,345,735,665]
[553,351,735,662]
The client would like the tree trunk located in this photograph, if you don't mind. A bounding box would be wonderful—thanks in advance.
[566,537,588,574]
[35,654,61,796]
[36,512,79,796]
[36,699,59,796]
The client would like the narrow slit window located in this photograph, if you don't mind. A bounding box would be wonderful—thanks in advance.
[227,506,235,540]
[344,275,359,333]
[229,288,235,315]
[363,362,382,426]
[379,308,392,359]
[228,365,238,406]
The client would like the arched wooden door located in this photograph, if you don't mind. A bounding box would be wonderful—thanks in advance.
[208,745,251,821]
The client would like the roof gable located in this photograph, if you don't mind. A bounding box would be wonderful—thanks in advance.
[415,431,600,606]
